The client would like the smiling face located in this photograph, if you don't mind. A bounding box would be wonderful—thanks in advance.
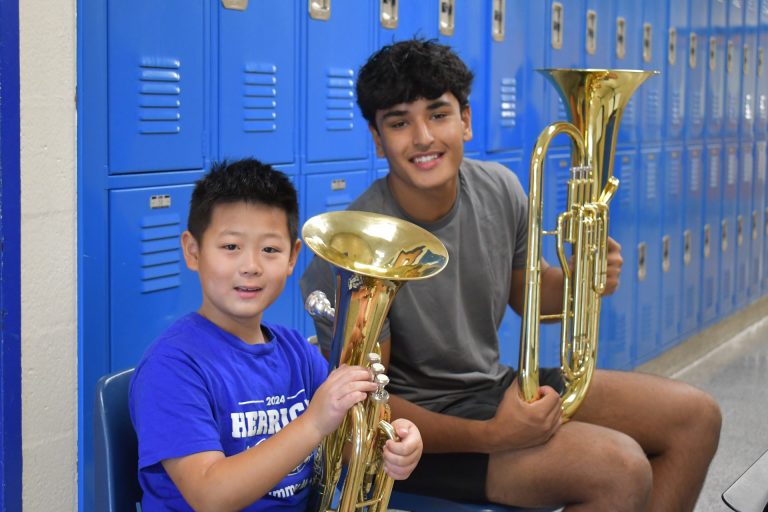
[182,201,301,344]
[370,93,472,220]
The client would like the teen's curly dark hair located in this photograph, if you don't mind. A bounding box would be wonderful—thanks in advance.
[356,38,474,127]
[187,158,299,248]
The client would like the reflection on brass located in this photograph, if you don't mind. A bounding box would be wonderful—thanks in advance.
[303,210,448,512]
[519,69,655,420]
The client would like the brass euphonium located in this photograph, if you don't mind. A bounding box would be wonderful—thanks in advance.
[520,69,657,420]
[303,210,449,512]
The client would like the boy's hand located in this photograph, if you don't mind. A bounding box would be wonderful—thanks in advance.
[306,365,377,436]
[382,419,423,480]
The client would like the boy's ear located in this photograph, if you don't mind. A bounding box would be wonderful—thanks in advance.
[461,105,473,142]
[368,123,386,158]
[181,231,200,271]
[287,239,302,274]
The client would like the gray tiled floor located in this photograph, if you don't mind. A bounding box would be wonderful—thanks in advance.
[643,306,768,512]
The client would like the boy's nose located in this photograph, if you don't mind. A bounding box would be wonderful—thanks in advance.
[240,252,263,276]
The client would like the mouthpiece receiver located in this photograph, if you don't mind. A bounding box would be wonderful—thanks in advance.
[305,290,335,324]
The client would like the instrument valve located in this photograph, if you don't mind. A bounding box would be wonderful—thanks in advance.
[372,374,390,403]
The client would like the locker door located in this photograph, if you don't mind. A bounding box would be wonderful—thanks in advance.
[640,0,668,144]
[725,0,744,138]
[708,0,728,139]
[661,147,683,347]
[108,0,205,174]
[600,151,637,370]
[664,1,688,142]
[439,0,486,156]
[584,0,613,69]
[487,0,531,154]
[635,147,663,363]
[744,0,760,139]
[751,140,766,298]
[720,142,739,316]
[109,185,201,370]
[757,0,768,138]
[614,0,643,145]
[306,0,372,163]
[735,141,755,307]
[687,0,710,141]
[681,145,704,336]
[219,1,297,164]
[702,143,723,324]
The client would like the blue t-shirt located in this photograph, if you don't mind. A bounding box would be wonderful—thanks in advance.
[129,313,329,511]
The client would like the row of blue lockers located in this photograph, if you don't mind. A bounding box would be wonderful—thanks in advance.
[78,1,768,508]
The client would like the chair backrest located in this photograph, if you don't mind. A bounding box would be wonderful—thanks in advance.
[94,367,142,512]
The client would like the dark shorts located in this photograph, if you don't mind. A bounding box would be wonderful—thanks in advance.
[393,367,565,503]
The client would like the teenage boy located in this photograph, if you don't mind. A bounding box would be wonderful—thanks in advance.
[300,39,722,511]
[129,158,423,511]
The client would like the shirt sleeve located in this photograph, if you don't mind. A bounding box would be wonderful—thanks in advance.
[130,353,223,469]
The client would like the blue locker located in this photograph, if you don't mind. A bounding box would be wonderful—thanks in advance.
[377,0,439,46]
[681,145,704,335]
[688,0,710,141]
[109,184,201,371]
[108,0,205,174]
[701,143,723,324]
[725,0,744,138]
[301,164,371,336]
[751,140,766,298]
[757,0,768,138]
[305,0,372,163]
[744,0,760,139]
[635,146,663,363]
[665,1,688,142]
[599,150,637,370]
[639,0,668,143]
[218,1,297,165]
[614,0,643,145]
[439,0,486,157]
[708,0,729,139]
[661,146,683,347]
[735,141,755,307]
[487,0,531,154]
[720,142,739,316]
[584,0,613,69]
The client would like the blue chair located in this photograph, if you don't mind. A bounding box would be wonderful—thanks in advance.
[93,368,142,512]
[93,367,557,512]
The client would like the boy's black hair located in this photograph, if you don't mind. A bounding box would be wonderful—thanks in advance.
[187,158,299,247]
[356,38,474,126]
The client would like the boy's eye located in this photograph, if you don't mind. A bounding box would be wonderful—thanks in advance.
[263,246,281,254]
[222,244,238,251]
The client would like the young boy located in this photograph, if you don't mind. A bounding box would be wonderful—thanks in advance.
[129,158,422,511]
[300,39,722,510]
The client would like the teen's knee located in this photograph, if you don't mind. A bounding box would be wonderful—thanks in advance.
[590,434,653,511]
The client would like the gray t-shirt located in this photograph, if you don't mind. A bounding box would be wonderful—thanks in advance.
[299,158,529,412]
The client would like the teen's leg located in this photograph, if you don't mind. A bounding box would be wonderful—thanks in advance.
[573,369,722,511]
[485,421,653,511]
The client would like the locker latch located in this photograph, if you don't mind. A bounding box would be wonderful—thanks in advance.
[737,215,744,246]
[662,235,671,273]
[381,0,398,29]
[709,36,717,72]
[616,17,626,60]
[309,0,331,20]
[727,40,734,74]
[221,0,248,10]
[704,224,711,259]
[759,47,764,78]
[668,27,677,65]
[586,9,597,56]
[638,242,647,282]
[722,219,729,252]
[752,211,758,240]
[744,44,750,76]
[331,178,347,191]
[492,0,505,42]
[440,0,455,37]
[689,32,697,69]
[643,23,653,63]
[684,230,692,265]
[552,2,564,50]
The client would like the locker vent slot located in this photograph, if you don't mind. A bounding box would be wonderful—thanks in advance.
[727,149,738,185]
[690,151,701,192]
[141,213,182,293]
[668,154,681,198]
[139,58,182,135]
[743,153,753,183]
[500,77,517,127]
[709,150,720,189]
[243,62,278,133]
[619,160,632,209]
[325,68,356,131]
[645,156,657,201]
[647,90,661,128]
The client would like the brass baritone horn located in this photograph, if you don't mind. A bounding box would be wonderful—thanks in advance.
[520,69,657,420]
[303,210,449,512]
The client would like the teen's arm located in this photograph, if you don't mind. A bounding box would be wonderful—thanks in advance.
[162,365,376,512]
[380,342,560,455]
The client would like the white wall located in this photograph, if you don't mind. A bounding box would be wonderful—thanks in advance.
[19,0,78,509]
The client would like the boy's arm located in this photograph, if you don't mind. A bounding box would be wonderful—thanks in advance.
[161,364,375,512]
[380,341,561,455]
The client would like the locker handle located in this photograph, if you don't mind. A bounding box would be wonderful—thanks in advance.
[586,10,597,56]
[737,215,744,246]
[643,23,653,63]
[704,224,711,259]
[616,17,626,60]
[709,37,717,72]
[492,0,505,42]
[689,32,697,69]
[722,219,729,252]
[752,211,758,240]
[638,242,647,282]
[440,0,455,36]
[662,235,670,273]
[309,0,331,21]
[381,0,398,29]
[684,230,692,265]
[221,0,248,10]
[551,2,563,50]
